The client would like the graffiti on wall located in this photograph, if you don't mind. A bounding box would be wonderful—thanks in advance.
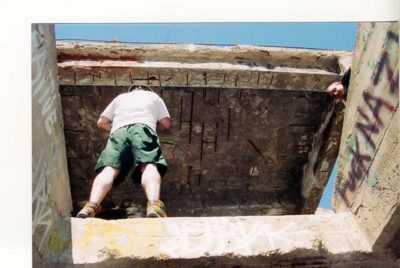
[32,24,59,136]
[158,218,314,257]
[337,29,399,207]
[32,149,53,250]
[32,24,55,252]
[74,214,362,260]
[32,24,67,252]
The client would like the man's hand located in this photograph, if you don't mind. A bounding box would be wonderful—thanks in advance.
[327,81,345,99]
[97,116,112,133]
[157,117,171,131]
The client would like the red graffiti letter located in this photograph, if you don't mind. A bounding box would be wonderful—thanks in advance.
[362,91,395,126]
[355,107,379,150]
[347,137,371,192]
[373,51,399,94]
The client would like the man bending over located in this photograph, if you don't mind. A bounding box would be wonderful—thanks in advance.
[77,85,171,218]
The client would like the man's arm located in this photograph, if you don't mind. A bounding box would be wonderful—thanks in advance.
[156,96,171,131]
[97,116,112,133]
[157,117,171,131]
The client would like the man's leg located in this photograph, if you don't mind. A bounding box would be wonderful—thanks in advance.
[141,164,166,217]
[89,166,120,203]
[141,163,161,202]
[77,166,120,218]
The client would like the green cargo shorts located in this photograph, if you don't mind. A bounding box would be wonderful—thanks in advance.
[95,123,168,185]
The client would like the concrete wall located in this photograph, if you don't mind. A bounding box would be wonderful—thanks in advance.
[32,24,73,264]
[69,213,388,267]
[333,22,399,254]
[61,85,336,218]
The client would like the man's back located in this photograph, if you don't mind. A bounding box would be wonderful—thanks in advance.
[102,90,169,134]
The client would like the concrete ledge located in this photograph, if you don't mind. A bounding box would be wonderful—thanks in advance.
[57,59,341,91]
[56,42,351,70]
[64,213,397,267]
[56,42,351,90]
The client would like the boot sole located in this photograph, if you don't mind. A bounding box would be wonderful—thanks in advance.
[147,212,161,218]
[77,213,89,218]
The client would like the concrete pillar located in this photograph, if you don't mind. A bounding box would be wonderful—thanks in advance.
[32,24,73,264]
[333,22,399,254]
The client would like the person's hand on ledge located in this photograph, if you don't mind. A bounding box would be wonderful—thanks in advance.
[327,81,346,99]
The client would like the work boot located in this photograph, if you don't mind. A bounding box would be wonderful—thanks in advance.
[146,200,167,218]
[77,202,101,218]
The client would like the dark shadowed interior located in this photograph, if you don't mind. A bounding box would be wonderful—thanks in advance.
[61,85,331,218]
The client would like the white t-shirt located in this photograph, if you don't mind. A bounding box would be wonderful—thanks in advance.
[101,90,170,134]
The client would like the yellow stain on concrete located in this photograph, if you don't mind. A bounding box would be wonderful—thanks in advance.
[76,220,129,258]
[75,218,164,259]
[142,219,160,256]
